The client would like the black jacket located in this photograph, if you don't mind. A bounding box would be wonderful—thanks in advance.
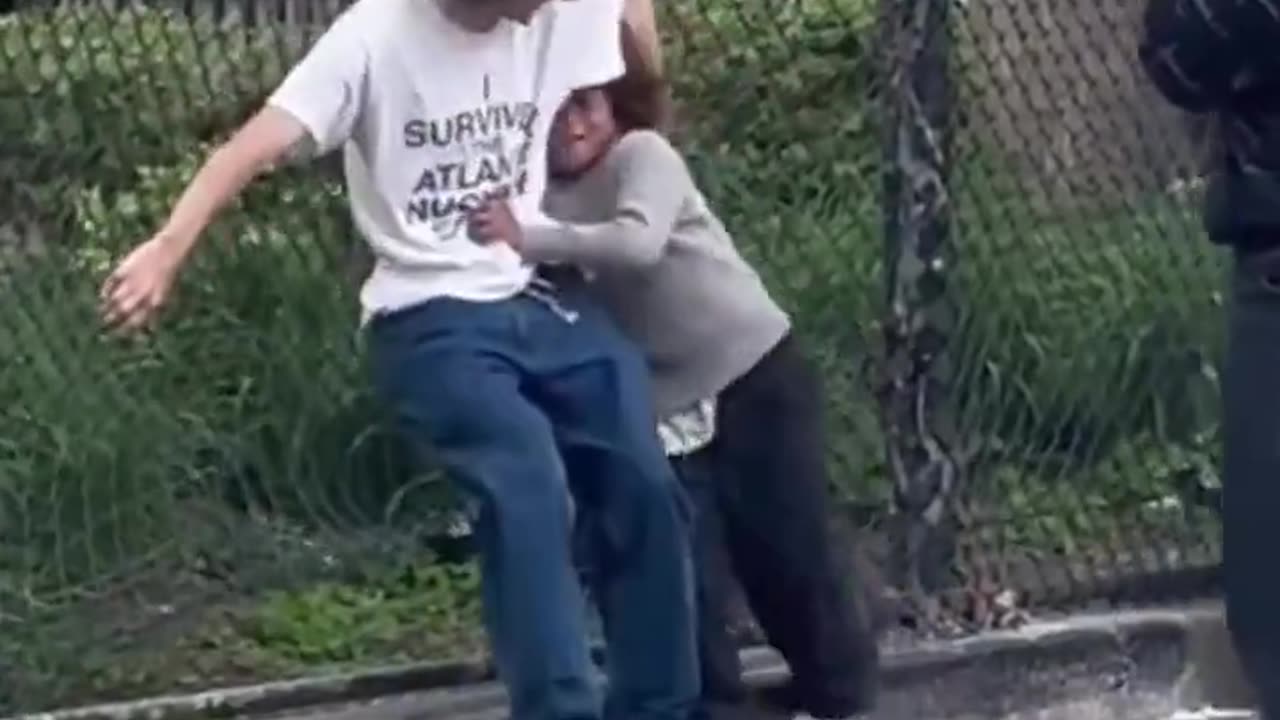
[1140,0,1280,249]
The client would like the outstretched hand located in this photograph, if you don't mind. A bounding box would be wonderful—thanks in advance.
[99,235,187,332]
[468,198,523,251]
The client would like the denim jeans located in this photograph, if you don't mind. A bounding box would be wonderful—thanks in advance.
[368,289,699,720]
[1223,245,1280,717]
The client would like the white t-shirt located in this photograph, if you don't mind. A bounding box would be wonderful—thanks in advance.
[268,0,625,318]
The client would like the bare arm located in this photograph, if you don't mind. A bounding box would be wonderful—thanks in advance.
[159,4,365,256]
[100,106,310,330]
[623,0,663,74]
[101,7,366,331]
[158,106,309,257]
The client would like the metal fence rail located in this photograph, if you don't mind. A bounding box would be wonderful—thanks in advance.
[0,0,1223,712]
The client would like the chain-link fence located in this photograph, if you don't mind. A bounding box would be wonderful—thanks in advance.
[0,0,1224,713]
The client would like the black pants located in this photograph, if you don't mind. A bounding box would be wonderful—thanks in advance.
[1224,246,1280,717]
[671,334,879,717]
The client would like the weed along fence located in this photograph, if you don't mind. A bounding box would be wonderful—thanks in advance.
[0,0,1225,713]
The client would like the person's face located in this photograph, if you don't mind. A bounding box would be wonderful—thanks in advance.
[549,88,619,178]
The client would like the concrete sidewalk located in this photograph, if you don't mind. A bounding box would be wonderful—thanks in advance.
[9,604,1259,720]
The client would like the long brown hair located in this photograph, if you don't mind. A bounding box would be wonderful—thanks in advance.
[601,21,673,133]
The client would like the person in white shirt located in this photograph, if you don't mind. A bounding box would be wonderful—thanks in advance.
[97,3,700,720]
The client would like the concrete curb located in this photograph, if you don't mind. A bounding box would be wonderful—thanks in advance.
[6,657,498,720]
[6,604,1234,720]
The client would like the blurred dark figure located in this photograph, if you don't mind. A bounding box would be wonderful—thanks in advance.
[1140,1,1280,713]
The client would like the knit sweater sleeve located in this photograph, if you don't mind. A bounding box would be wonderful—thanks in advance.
[521,130,688,270]
[1138,0,1273,112]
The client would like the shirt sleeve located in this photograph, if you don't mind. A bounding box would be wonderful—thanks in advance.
[267,9,370,155]
[1137,0,1279,112]
[521,131,687,270]
[559,0,626,90]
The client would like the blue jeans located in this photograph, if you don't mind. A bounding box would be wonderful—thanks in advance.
[368,288,700,720]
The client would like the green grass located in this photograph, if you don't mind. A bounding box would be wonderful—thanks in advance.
[4,557,486,710]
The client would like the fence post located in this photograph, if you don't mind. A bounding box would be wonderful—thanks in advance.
[875,0,963,631]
